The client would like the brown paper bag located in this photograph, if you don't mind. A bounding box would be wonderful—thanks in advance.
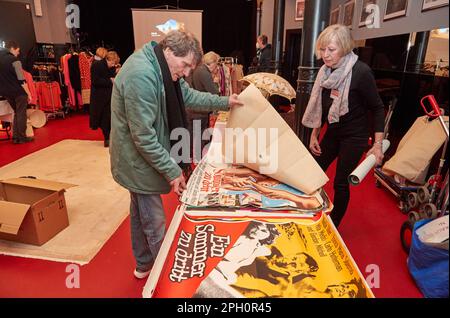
[383,115,448,184]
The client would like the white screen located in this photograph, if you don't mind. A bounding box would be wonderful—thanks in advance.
[132,9,202,50]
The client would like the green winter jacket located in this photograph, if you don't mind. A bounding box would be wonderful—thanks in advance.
[110,42,229,194]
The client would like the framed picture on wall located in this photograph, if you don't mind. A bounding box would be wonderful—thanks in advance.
[329,6,340,25]
[359,0,378,27]
[384,0,408,20]
[295,0,305,21]
[422,0,449,11]
[343,1,355,28]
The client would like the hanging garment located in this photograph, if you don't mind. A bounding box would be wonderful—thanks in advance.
[79,52,93,105]
[68,53,82,92]
[22,70,38,105]
[222,64,232,96]
[35,81,62,111]
[217,65,226,96]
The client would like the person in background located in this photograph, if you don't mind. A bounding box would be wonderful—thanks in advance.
[90,50,120,147]
[109,30,243,279]
[256,34,272,73]
[0,40,33,144]
[186,51,221,160]
[302,24,385,228]
[94,47,107,61]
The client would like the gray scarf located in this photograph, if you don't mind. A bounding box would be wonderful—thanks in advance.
[302,51,358,128]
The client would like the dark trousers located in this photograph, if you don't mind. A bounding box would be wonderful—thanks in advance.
[100,109,111,142]
[314,130,368,227]
[7,95,28,140]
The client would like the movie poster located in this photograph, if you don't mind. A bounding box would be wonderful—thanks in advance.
[143,208,374,298]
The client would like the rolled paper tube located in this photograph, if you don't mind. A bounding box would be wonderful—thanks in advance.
[349,139,390,186]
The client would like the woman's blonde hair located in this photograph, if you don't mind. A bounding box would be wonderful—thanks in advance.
[96,47,108,59]
[203,51,220,66]
[315,24,354,59]
[106,51,120,64]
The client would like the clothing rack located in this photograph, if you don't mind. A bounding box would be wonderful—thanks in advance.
[33,69,65,120]
[42,82,65,120]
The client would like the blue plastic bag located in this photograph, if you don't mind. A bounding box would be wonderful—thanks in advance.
[408,218,449,298]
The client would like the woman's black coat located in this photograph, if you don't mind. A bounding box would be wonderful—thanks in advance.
[89,59,115,129]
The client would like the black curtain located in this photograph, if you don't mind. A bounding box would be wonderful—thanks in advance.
[74,0,256,71]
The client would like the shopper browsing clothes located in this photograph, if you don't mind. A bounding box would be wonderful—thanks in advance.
[302,24,385,227]
[109,30,243,279]
[90,51,120,147]
[0,40,33,144]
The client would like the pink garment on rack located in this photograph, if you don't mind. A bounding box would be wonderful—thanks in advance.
[22,70,38,105]
[35,81,62,111]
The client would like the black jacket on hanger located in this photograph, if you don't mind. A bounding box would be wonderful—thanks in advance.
[68,53,82,91]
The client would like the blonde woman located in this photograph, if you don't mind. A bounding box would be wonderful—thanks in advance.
[90,50,120,147]
[301,24,385,227]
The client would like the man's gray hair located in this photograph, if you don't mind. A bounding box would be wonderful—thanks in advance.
[160,30,203,66]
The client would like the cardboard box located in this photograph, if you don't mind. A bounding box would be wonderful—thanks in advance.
[0,178,76,246]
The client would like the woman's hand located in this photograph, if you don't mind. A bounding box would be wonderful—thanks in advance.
[366,144,384,166]
[309,134,322,156]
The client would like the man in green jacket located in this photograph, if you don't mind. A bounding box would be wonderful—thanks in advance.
[110,30,243,279]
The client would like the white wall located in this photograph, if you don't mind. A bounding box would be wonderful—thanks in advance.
[6,0,72,44]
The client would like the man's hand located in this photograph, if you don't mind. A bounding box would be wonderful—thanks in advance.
[170,173,187,196]
[228,94,244,108]
[21,84,32,103]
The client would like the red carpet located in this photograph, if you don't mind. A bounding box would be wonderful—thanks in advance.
[0,113,422,298]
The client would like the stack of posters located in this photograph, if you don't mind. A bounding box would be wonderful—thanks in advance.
[181,158,332,216]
